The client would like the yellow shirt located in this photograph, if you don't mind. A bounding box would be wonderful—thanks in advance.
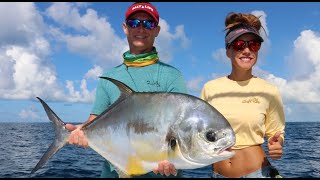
[200,76,285,149]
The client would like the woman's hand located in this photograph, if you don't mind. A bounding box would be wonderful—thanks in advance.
[268,131,283,160]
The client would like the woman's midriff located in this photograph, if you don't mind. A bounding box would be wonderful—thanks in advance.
[213,145,270,178]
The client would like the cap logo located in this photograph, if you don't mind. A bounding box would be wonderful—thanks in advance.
[234,28,246,33]
[132,5,154,12]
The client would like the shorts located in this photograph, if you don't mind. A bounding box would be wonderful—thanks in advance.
[212,165,283,178]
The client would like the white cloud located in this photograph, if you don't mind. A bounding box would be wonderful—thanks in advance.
[0,2,60,100]
[187,76,205,94]
[286,30,320,79]
[212,48,229,64]
[251,10,271,64]
[280,30,320,103]
[155,18,191,62]
[251,10,269,39]
[19,109,40,120]
[4,46,59,99]
[0,52,15,89]
[0,2,45,46]
[45,2,84,31]
[65,79,95,103]
[84,65,103,80]
[2,44,96,103]
[46,2,128,68]
[0,2,95,103]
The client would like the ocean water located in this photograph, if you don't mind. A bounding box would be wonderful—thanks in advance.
[0,122,319,178]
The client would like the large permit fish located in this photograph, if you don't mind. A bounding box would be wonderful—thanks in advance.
[32,77,236,178]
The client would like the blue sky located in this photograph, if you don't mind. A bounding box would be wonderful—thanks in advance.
[1,2,320,123]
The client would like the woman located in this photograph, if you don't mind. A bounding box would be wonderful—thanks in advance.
[200,12,285,178]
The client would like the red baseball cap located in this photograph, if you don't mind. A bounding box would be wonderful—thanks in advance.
[125,2,159,23]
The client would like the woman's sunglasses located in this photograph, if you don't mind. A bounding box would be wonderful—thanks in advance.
[126,19,158,30]
[228,40,262,52]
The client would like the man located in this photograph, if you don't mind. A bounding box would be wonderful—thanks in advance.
[65,2,187,178]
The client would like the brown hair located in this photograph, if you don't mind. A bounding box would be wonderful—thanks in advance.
[224,12,262,33]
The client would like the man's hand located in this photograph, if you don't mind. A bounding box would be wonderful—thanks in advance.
[153,160,177,176]
[268,131,283,160]
[65,124,88,148]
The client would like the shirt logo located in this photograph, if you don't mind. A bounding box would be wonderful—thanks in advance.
[147,80,160,87]
[242,97,260,104]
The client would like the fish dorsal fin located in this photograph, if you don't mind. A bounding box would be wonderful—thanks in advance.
[82,77,134,130]
[99,77,135,100]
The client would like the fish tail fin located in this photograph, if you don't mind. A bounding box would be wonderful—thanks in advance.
[31,97,70,174]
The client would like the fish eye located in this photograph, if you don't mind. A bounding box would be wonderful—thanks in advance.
[169,138,176,149]
[205,130,216,142]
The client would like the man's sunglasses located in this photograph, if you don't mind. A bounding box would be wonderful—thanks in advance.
[228,40,262,52]
[126,19,158,30]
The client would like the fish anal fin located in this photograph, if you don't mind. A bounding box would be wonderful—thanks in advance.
[112,165,132,178]
[113,155,148,178]
[117,171,132,178]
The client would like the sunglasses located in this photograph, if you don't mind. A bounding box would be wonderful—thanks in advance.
[229,40,262,52]
[126,19,158,30]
